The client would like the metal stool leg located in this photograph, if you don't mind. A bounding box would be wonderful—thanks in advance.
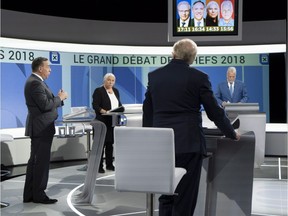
[146,193,155,216]
[1,169,11,208]
[77,128,92,171]
[86,128,92,159]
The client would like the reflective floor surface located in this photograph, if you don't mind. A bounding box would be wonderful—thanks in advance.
[0,157,287,216]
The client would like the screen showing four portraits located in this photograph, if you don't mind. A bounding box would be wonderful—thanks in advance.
[168,0,242,42]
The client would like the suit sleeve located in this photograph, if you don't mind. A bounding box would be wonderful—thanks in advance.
[240,82,249,103]
[30,80,62,113]
[214,83,224,106]
[142,76,153,127]
[92,88,103,114]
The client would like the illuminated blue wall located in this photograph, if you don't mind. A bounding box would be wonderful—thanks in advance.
[0,49,269,129]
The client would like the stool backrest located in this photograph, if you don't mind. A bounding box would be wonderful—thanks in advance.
[114,126,186,194]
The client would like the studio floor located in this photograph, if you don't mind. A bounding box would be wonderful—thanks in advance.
[0,157,287,216]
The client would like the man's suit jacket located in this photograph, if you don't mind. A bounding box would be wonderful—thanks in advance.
[177,18,192,27]
[191,18,206,26]
[215,80,248,105]
[142,59,236,155]
[24,74,62,137]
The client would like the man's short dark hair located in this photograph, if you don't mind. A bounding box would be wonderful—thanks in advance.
[193,0,205,7]
[31,57,48,71]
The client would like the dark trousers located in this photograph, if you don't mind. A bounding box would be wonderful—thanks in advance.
[100,141,114,168]
[158,152,203,216]
[94,121,114,169]
[23,133,54,201]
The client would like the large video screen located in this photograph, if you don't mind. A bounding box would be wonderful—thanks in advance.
[168,0,242,42]
[0,47,272,129]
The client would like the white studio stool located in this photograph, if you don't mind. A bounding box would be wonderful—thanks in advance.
[0,133,14,208]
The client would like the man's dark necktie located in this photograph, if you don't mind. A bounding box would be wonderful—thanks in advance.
[44,81,54,97]
[44,81,49,88]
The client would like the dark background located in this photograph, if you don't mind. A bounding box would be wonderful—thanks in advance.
[1,0,286,22]
[1,0,287,123]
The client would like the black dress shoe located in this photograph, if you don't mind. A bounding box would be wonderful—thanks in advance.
[106,165,115,171]
[98,167,105,173]
[23,199,33,203]
[34,197,58,204]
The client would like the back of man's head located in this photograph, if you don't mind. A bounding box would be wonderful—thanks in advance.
[172,38,198,65]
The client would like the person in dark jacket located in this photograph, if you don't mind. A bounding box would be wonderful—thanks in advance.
[92,73,124,173]
[215,66,248,107]
[142,38,240,216]
[205,0,220,26]
[23,57,68,204]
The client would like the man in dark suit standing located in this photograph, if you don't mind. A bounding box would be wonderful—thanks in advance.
[142,38,240,216]
[23,57,68,204]
[215,66,249,107]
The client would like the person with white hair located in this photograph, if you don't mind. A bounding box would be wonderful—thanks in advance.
[215,66,249,107]
[219,0,234,26]
[206,0,220,26]
[143,38,240,215]
[177,1,192,27]
[92,73,124,173]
